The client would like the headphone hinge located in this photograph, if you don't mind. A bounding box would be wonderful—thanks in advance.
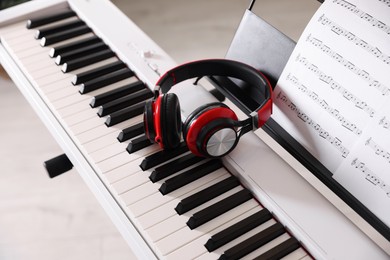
[154,85,161,98]
[250,111,259,129]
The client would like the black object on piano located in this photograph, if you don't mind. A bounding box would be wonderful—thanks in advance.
[26,9,76,29]
[43,154,73,178]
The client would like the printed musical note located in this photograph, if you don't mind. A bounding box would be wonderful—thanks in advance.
[366,137,390,163]
[334,0,390,35]
[276,90,350,158]
[296,56,376,117]
[286,74,363,136]
[318,15,390,66]
[379,116,390,129]
[351,157,390,197]
[307,35,390,96]
[377,0,390,8]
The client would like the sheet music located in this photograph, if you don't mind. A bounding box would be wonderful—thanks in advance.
[273,0,390,227]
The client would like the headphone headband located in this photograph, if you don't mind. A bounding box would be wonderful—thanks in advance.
[155,59,272,129]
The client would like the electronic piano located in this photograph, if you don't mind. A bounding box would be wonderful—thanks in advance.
[0,0,388,259]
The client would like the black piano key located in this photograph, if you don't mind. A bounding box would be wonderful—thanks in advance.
[90,80,146,107]
[80,67,134,94]
[117,122,144,142]
[126,135,152,154]
[150,153,205,183]
[35,20,85,39]
[49,36,100,58]
[62,49,115,73]
[40,24,92,46]
[26,10,76,29]
[98,88,153,117]
[186,189,253,230]
[73,60,126,85]
[175,175,240,215]
[55,41,107,65]
[253,237,301,260]
[159,159,222,195]
[205,208,272,252]
[218,222,285,260]
[140,142,189,171]
[105,101,145,127]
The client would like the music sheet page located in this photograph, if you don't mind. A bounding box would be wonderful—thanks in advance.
[273,0,390,226]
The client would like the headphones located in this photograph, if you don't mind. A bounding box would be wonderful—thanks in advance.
[143,59,273,158]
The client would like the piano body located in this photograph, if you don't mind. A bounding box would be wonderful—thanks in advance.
[0,0,388,259]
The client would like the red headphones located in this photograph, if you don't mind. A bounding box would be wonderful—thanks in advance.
[143,59,273,158]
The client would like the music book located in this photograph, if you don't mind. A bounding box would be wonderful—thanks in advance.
[273,0,390,234]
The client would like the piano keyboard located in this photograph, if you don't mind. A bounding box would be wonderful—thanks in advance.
[0,5,311,260]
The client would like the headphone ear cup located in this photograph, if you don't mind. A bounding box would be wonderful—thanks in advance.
[183,102,238,157]
[160,93,182,149]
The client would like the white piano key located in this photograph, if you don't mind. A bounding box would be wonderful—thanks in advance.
[127,169,230,216]
[22,57,54,73]
[123,180,160,206]
[129,173,229,218]
[62,107,98,126]
[18,47,54,66]
[135,167,228,230]
[40,76,72,94]
[103,156,146,184]
[36,71,73,88]
[111,169,146,194]
[55,81,137,120]
[39,67,135,111]
[240,233,291,260]
[81,116,142,152]
[75,123,114,144]
[156,200,261,257]
[82,130,121,153]
[164,199,260,260]
[56,98,91,118]
[46,84,79,102]
[52,78,134,108]
[51,91,89,110]
[32,64,64,80]
[193,219,278,260]
[0,21,28,37]
[280,248,308,260]
[144,186,244,243]
[4,35,41,51]
[17,45,50,59]
[96,145,157,174]
[69,116,104,136]
[88,141,131,164]
[75,119,130,145]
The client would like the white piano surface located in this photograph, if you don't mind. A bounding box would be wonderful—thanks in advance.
[2,0,379,260]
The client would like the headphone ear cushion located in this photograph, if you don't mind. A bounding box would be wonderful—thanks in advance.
[143,99,156,142]
[182,102,229,141]
[160,93,182,149]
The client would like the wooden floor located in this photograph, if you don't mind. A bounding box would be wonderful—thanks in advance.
[0,0,319,259]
